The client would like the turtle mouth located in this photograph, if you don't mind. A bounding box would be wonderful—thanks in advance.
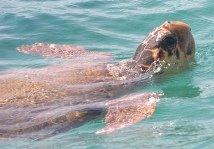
[133,21,195,72]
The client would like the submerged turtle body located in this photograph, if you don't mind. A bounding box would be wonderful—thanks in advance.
[0,21,195,139]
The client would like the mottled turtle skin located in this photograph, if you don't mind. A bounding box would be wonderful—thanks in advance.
[0,21,195,139]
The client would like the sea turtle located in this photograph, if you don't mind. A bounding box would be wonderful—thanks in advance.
[0,21,195,139]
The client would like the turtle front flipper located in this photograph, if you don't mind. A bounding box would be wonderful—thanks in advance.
[96,93,159,134]
[17,43,87,58]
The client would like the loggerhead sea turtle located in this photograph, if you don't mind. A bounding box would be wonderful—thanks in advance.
[0,21,195,139]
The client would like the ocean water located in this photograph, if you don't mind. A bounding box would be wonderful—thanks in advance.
[0,0,214,148]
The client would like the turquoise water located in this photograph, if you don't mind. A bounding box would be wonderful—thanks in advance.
[1,0,214,148]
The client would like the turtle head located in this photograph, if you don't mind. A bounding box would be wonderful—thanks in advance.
[133,21,195,71]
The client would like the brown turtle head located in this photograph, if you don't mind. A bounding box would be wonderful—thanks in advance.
[133,21,195,71]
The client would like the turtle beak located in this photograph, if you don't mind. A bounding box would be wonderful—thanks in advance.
[133,21,195,71]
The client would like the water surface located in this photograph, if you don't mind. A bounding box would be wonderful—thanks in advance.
[0,0,214,148]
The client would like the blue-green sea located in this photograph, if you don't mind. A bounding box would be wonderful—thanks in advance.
[0,0,214,148]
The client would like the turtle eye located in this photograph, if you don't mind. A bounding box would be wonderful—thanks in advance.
[161,36,176,49]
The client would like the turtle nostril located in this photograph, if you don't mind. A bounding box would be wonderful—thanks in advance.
[167,21,171,24]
